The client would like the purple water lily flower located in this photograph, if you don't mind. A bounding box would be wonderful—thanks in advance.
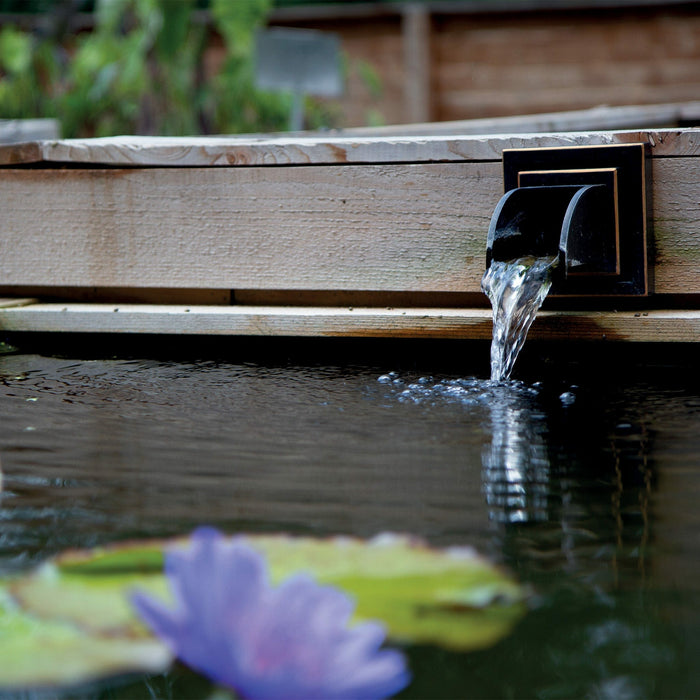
[130,527,410,700]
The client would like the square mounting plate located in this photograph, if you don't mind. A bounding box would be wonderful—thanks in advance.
[502,143,650,296]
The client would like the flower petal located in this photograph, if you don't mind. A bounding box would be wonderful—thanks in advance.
[129,590,183,651]
[131,529,411,700]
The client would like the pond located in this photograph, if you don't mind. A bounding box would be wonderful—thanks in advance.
[1,336,699,699]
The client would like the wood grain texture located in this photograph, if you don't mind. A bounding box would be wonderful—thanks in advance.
[0,163,501,293]
[1,129,698,167]
[0,153,698,296]
[431,11,700,122]
[651,157,700,294]
[0,303,698,342]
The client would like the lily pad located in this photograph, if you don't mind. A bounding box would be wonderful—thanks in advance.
[1,532,528,690]
[256,533,527,650]
[0,587,171,689]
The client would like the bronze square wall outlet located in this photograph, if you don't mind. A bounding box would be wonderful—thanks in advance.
[501,143,650,296]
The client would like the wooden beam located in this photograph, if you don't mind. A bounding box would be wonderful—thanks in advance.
[0,155,698,295]
[339,102,700,137]
[1,129,698,167]
[0,303,698,342]
[0,298,36,308]
[0,163,502,293]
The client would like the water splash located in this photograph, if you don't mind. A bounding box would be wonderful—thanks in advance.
[481,256,557,381]
[376,372,552,524]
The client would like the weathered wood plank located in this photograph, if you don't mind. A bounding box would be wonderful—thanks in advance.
[0,155,697,296]
[431,11,700,122]
[651,158,700,295]
[0,298,36,308]
[0,163,501,293]
[0,303,698,342]
[1,129,698,167]
[340,102,700,137]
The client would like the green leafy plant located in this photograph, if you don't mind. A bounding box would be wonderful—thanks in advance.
[0,0,358,137]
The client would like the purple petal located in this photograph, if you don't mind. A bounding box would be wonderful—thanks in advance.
[267,575,354,644]
[170,530,268,642]
[330,647,412,700]
[129,590,183,650]
[130,529,411,700]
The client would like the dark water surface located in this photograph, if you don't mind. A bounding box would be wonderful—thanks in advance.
[1,337,699,699]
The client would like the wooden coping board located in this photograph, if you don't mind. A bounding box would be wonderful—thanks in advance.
[0,300,698,343]
[0,129,699,341]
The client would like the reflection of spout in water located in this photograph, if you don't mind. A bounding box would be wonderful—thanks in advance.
[482,256,557,381]
[481,385,551,524]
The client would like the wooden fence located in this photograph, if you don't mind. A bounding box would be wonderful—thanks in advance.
[270,0,700,128]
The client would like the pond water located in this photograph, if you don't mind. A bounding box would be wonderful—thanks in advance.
[0,336,699,699]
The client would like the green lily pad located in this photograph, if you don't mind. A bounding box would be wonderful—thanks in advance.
[0,587,171,689]
[1,532,528,690]
[8,561,169,636]
[256,533,527,650]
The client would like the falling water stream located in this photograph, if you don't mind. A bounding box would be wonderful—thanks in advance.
[481,255,558,381]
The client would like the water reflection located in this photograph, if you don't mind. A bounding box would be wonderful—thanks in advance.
[481,384,550,524]
[477,379,657,582]
[473,384,680,700]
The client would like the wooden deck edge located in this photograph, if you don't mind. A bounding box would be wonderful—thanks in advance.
[1,129,698,167]
[0,303,698,342]
[0,297,38,308]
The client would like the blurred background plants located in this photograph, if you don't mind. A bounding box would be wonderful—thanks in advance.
[0,0,351,137]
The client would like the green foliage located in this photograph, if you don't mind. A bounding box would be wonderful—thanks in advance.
[211,0,270,55]
[0,26,32,74]
[0,25,56,120]
[0,0,355,137]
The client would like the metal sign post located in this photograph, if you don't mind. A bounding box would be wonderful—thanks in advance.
[255,28,343,131]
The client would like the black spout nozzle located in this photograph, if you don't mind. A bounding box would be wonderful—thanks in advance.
[486,183,617,291]
[490,143,650,296]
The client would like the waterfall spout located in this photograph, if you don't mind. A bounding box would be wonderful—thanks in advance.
[482,256,556,381]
